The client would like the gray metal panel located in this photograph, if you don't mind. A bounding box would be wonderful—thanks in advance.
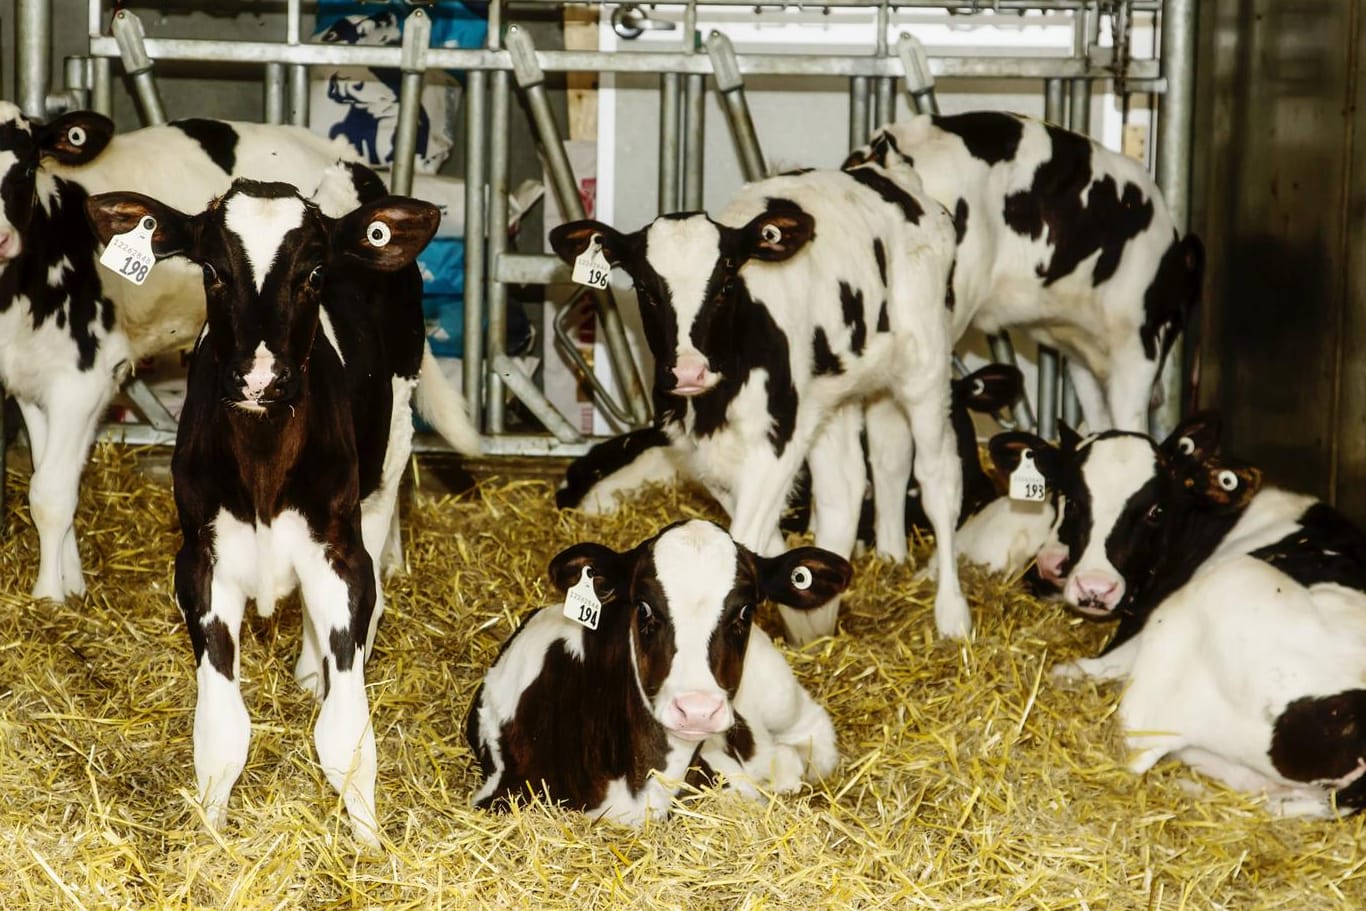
[1195,0,1360,509]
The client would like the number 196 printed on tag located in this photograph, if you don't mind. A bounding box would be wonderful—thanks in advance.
[571,235,611,290]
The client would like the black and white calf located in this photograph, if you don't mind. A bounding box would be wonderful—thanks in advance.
[0,102,359,602]
[846,111,1205,432]
[466,520,848,823]
[1001,417,1366,815]
[86,169,473,846]
[550,161,967,644]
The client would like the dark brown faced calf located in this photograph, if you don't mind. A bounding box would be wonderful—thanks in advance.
[86,172,439,848]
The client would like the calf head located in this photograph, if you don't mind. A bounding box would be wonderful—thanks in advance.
[85,177,438,412]
[549,206,815,398]
[548,519,850,741]
[0,102,113,263]
[988,411,1224,618]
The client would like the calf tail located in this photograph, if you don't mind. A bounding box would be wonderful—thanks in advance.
[415,343,481,455]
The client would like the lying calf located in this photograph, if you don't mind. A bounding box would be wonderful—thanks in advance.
[466,520,848,824]
[1001,417,1366,815]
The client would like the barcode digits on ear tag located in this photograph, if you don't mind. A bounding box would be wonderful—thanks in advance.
[99,227,156,287]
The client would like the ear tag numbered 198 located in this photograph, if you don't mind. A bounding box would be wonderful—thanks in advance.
[1009,450,1047,503]
[99,216,157,287]
[562,566,602,630]
[571,234,611,290]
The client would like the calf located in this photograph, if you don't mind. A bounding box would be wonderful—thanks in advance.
[0,102,360,602]
[550,161,967,644]
[85,169,470,847]
[466,519,848,823]
[846,111,1205,432]
[1015,424,1366,815]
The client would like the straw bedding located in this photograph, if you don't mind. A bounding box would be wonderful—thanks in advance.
[0,443,1362,910]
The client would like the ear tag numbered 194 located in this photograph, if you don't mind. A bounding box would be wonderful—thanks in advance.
[562,566,602,630]
[1009,450,1047,503]
[571,234,611,290]
[99,216,157,287]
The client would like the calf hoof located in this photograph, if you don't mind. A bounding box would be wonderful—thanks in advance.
[29,579,67,604]
[294,664,326,703]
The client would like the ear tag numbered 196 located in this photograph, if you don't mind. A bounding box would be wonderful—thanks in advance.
[571,234,611,290]
[562,566,602,630]
[99,216,157,287]
[1009,450,1047,503]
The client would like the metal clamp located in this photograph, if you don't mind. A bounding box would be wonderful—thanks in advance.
[897,33,939,115]
[389,8,432,196]
[706,30,767,182]
[612,5,676,40]
[111,11,168,125]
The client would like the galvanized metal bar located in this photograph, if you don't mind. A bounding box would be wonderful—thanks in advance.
[682,72,706,209]
[1068,2,1097,134]
[989,333,1036,431]
[506,25,651,426]
[83,37,1164,83]
[1033,78,1067,439]
[496,253,569,284]
[659,73,682,211]
[462,67,489,430]
[492,355,585,444]
[552,292,636,427]
[1152,0,1197,436]
[111,11,168,125]
[264,63,287,124]
[485,67,512,434]
[897,33,938,115]
[849,75,871,148]
[60,57,92,113]
[124,378,179,433]
[91,56,113,116]
[390,9,432,197]
[706,30,767,182]
[1045,76,1067,124]
[17,0,51,117]
[287,65,310,126]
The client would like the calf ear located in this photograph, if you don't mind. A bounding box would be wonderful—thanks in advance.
[1161,410,1221,461]
[756,547,852,610]
[548,542,628,604]
[85,191,195,260]
[957,364,1024,414]
[740,208,815,263]
[549,220,634,268]
[1179,457,1262,510]
[988,431,1060,486]
[38,111,114,166]
[336,196,440,271]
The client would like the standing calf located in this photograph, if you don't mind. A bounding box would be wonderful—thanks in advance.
[0,102,359,602]
[551,160,966,644]
[466,519,848,823]
[847,111,1205,432]
[86,167,474,846]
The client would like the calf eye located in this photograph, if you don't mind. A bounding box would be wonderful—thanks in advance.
[1143,503,1164,525]
[201,262,218,284]
[635,600,655,625]
[307,265,325,289]
[738,604,754,623]
[1217,470,1239,491]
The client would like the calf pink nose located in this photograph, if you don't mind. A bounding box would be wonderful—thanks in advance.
[1035,547,1068,585]
[671,360,709,392]
[1071,572,1122,610]
[668,692,727,733]
[0,230,19,261]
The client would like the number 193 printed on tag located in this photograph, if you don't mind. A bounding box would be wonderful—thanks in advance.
[1009,450,1048,502]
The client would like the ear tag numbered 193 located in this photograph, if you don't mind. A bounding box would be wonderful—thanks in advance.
[562,566,602,630]
[99,216,157,287]
[1009,450,1047,503]
[571,235,611,290]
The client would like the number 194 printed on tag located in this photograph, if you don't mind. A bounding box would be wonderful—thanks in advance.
[99,216,157,287]
[562,566,602,630]
[571,235,611,290]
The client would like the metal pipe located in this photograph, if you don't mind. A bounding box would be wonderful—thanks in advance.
[1152,0,1197,437]
[897,33,938,115]
[706,30,766,182]
[462,68,488,430]
[17,0,51,118]
[1068,3,1096,135]
[485,68,512,434]
[264,63,286,124]
[849,76,871,148]
[60,57,92,113]
[492,356,585,444]
[111,11,168,125]
[390,9,432,197]
[1045,77,1066,125]
[288,65,310,126]
[682,72,706,209]
[91,57,113,116]
[1033,79,1067,439]
[659,73,682,211]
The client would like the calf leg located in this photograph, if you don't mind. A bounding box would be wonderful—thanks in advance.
[177,550,252,832]
[299,539,380,849]
[1101,345,1159,434]
[896,374,970,639]
[1063,361,1113,433]
[864,396,913,561]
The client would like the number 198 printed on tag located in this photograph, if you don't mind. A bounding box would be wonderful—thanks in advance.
[99,218,157,287]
